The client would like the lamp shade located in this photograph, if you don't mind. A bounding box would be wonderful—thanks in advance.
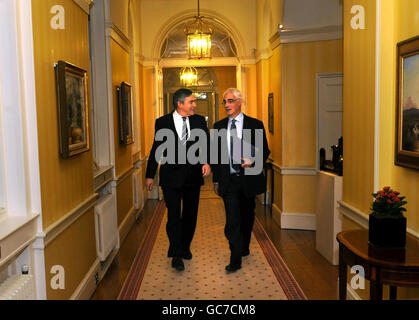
[180,66,198,87]
[184,14,213,59]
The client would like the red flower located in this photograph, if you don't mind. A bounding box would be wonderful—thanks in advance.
[384,186,390,190]
[394,197,400,201]
[386,199,392,203]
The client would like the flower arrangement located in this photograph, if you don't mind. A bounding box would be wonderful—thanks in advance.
[371,186,407,218]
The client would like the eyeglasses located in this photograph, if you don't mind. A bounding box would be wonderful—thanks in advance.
[222,98,239,105]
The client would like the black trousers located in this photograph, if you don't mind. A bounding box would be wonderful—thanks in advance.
[162,185,201,258]
[222,174,256,266]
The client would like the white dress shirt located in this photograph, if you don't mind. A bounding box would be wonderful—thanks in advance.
[227,112,244,173]
[173,110,190,141]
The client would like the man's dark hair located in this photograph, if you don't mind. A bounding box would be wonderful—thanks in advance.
[173,88,193,110]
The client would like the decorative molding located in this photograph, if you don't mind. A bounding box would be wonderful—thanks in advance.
[280,25,342,44]
[269,31,281,50]
[338,200,369,229]
[94,165,114,192]
[255,47,273,63]
[338,200,419,239]
[272,203,282,229]
[281,167,317,176]
[270,162,317,176]
[132,151,141,164]
[106,22,132,53]
[40,194,98,247]
[118,206,136,245]
[150,9,247,60]
[70,258,100,300]
[0,215,38,268]
[114,166,135,185]
[72,0,93,14]
[158,57,240,68]
[280,212,316,231]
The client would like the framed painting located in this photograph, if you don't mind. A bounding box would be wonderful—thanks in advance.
[395,35,419,170]
[268,93,274,134]
[118,81,134,145]
[55,61,90,159]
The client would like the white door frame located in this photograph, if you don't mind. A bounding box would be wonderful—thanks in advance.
[316,72,343,171]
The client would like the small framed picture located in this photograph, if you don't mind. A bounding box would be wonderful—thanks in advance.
[268,93,274,134]
[395,35,419,170]
[55,61,90,158]
[118,82,134,145]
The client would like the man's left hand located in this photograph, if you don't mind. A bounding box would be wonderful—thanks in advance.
[202,164,211,177]
[241,158,253,168]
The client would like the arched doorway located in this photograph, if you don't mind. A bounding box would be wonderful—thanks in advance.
[158,15,240,127]
[163,67,236,128]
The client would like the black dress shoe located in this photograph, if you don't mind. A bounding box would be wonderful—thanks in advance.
[171,257,185,271]
[241,250,250,257]
[225,264,241,273]
[182,251,193,260]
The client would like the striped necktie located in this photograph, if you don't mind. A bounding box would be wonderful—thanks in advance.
[181,117,188,145]
[230,119,241,172]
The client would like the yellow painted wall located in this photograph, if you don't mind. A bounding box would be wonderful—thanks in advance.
[283,39,343,168]
[110,38,135,227]
[283,175,317,213]
[111,39,133,178]
[269,45,282,164]
[342,0,419,300]
[136,62,148,160]
[342,0,376,214]
[244,64,258,119]
[378,0,419,233]
[142,67,155,156]
[44,208,96,299]
[117,175,134,226]
[31,0,97,299]
[32,0,94,228]
[109,0,130,38]
[212,66,237,122]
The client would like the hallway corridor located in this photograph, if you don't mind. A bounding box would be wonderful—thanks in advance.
[91,180,339,300]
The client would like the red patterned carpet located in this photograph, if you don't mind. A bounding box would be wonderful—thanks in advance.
[118,198,307,300]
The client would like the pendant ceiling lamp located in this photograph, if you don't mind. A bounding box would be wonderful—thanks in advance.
[184,0,213,59]
[180,66,198,87]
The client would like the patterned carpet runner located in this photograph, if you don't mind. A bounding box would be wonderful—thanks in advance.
[118,196,307,300]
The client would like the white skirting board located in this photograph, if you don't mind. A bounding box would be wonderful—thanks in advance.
[280,213,316,231]
[70,259,100,300]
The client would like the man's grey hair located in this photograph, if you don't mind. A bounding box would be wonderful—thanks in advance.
[223,88,242,100]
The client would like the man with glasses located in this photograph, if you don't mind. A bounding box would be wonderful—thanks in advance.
[212,88,270,273]
[146,88,211,272]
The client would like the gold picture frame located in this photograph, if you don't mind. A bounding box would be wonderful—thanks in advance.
[395,35,419,170]
[55,61,90,159]
[117,81,134,145]
[268,93,274,134]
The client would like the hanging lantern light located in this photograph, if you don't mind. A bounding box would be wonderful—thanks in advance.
[180,66,198,87]
[184,0,213,59]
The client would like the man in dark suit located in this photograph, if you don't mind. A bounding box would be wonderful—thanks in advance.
[146,88,211,271]
[212,88,270,273]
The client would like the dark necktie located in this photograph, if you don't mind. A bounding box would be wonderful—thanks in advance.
[181,117,188,145]
[230,119,241,172]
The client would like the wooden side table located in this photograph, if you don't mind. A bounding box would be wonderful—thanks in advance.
[336,230,419,300]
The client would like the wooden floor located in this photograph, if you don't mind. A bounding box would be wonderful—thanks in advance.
[91,199,339,300]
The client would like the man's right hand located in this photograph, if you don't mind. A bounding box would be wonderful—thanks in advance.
[146,178,154,191]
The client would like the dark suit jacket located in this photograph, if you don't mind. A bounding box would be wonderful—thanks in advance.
[212,114,270,197]
[146,112,209,188]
